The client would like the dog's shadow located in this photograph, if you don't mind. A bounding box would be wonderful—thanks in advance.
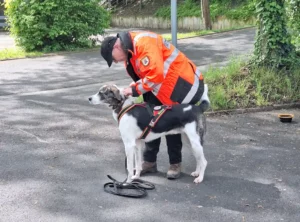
[142,172,281,213]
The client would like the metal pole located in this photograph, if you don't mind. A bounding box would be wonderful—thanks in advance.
[171,0,177,48]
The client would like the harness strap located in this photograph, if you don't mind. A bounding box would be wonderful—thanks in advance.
[145,104,153,117]
[139,105,172,139]
[117,104,136,123]
[118,103,172,140]
[117,103,146,123]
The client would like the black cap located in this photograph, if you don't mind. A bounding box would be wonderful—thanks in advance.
[100,36,118,67]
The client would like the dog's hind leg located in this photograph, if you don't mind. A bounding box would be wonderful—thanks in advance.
[132,139,143,180]
[184,122,207,184]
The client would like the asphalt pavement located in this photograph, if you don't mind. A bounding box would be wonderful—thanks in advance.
[0,28,299,222]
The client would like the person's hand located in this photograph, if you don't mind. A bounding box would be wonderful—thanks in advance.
[129,81,136,87]
[123,87,133,97]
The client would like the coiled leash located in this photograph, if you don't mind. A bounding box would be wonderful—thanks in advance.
[103,158,155,198]
[104,175,155,198]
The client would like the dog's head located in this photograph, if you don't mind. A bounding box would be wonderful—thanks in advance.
[89,85,124,109]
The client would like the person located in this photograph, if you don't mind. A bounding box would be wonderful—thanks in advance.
[100,31,204,179]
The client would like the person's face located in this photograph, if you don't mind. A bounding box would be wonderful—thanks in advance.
[112,39,127,64]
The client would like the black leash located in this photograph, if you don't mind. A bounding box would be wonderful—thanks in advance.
[104,175,155,198]
[103,158,155,198]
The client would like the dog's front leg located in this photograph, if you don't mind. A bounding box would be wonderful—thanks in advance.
[124,142,135,183]
[132,139,143,180]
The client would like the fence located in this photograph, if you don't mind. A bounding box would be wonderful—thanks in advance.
[111,16,256,31]
[0,16,7,29]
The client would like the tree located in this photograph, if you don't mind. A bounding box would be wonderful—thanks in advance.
[201,0,212,30]
[252,0,298,69]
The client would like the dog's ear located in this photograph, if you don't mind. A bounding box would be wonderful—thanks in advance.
[111,86,122,101]
[100,85,108,93]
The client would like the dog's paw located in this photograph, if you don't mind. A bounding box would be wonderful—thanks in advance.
[191,171,200,177]
[131,175,140,180]
[193,177,203,184]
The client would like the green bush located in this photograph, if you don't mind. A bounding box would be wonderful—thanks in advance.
[5,0,110,52]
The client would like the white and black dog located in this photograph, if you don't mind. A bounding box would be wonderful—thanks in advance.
[89,84,210,183]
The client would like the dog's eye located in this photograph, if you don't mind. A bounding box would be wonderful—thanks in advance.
[99,93,106,100]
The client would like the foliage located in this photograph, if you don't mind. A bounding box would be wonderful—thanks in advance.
[5,0,110,52]
[155,0,255,21]
[251,0,298,69]
[155,0,200,19]
[286,0,300,50]
[205,58,300,110]
[210,0,255,21]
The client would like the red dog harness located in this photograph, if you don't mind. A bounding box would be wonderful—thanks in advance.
[117,104,172,139]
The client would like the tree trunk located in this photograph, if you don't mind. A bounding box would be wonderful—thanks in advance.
[201,0,212,30]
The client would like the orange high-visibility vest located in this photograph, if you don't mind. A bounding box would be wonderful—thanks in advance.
[120,31,204,105]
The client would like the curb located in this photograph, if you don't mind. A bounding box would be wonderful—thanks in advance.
[206,102,300,116]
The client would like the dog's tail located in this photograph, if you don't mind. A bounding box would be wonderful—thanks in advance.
[197,84,210,112]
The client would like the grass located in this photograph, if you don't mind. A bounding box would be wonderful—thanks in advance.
[204,57,300,111]
[0,47,43,60]
[162,30,215,41]
[161,25,255,41]
[0,45,98,60]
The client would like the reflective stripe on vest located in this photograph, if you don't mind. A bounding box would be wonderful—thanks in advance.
[137,78,161,94]
[132,32,202,104]
[181,72,199,104]
[152,41,180,96]
[153,67,202,104]
[163,39,179,77]
[164,48,179,77]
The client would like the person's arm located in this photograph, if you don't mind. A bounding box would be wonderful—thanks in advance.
[130,42,164,97]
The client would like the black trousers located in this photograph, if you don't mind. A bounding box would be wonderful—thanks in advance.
[142,92,182,164]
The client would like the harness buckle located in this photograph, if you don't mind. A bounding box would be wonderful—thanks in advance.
[149,120,155,128]
[153,106,162,116]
